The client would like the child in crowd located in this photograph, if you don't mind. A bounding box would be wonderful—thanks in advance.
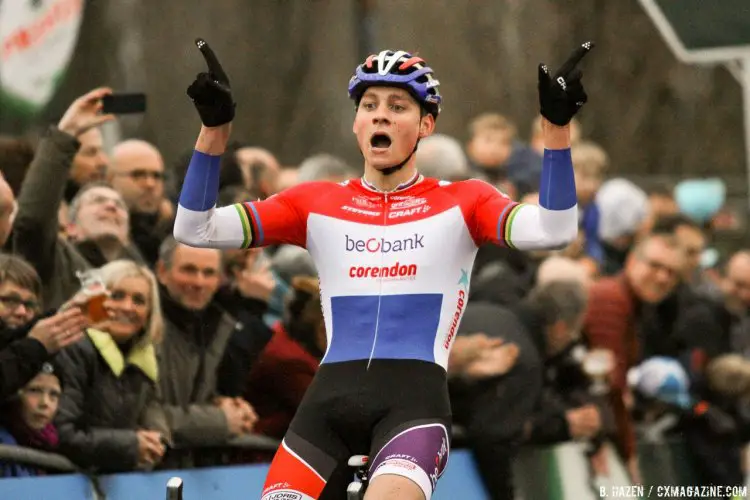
[465,112,519,199]
[0,362,62,477]
[571,141,608,272]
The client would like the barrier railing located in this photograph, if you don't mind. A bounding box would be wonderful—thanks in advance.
[0,444,78,473]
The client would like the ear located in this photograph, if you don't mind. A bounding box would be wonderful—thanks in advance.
[156,260,168,284]
[65,223,79,240]
[419,114,435,139]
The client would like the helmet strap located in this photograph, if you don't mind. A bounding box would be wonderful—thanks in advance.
[380,138,420,176]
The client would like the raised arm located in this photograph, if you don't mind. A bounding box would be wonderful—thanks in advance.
[503,122,578,250]
[470,42,594,250]
[513,43,594,250]
[13,88,114,280]
[174,39,306,249]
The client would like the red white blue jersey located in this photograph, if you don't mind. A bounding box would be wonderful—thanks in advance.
[231,175,523,369]
[174,149,578,371]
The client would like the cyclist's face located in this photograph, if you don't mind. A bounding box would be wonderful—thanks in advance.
[353,87,434,170]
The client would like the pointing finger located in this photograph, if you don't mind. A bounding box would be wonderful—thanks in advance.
[194,38,229,84]
[555,41,595,78]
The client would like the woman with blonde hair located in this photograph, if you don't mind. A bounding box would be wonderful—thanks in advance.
[54,259,170,472]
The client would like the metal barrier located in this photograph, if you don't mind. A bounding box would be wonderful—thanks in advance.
[0,444,78,473]
[0,434,282,500]
[169,433,281,452]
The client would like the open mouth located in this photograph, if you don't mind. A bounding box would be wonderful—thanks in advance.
[370,133,392,150]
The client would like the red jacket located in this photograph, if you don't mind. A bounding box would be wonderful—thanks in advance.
[583,274,640,460]
[244,322,319,439]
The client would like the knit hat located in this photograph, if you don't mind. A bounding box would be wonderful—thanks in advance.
[596,178,649,243]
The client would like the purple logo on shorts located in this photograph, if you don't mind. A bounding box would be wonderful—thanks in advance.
[370,424,450,493]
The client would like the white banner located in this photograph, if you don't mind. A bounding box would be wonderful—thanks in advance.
[0,0,84,116]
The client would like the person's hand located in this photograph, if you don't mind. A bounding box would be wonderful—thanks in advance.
[448,333,504,374]
[57,87,115,138]
[565,404,602,439]
[538,41,594,126]
[626,456,642,484]
[235,262,277,303]
[232,397,259,433]
[464,341,520,379]
[187,38,235,127]
[217,397,256,435]
[589,445,610,476]
[28,308,88,354]
[136,430,165,466]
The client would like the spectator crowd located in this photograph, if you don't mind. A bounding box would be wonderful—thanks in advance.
[0,87,748,500]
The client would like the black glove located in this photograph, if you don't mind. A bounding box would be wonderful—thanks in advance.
[187,38,236,127]
[538,41,594,126]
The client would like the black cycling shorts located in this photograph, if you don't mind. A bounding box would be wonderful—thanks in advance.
[260,359,452,500]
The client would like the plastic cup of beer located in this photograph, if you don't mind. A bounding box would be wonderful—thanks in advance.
[75,270,109,323]
[583,348,615,395]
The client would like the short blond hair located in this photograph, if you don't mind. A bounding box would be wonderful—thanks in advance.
[468,113,516,140]
[571,140,609,175]
[537,256,590,288]
[705,354,750,399]
[96,260,164,343]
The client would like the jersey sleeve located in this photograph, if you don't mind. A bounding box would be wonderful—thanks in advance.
[465,179,521,246]
[469,148,579,250]
[233,187,307,248]
[173,150,307,249]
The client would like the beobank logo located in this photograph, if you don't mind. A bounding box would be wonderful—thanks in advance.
[345,233,424,253]
[349,262,418,280]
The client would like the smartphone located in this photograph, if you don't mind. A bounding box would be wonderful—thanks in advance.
[102,93,147,114]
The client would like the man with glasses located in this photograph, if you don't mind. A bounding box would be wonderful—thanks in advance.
[582,234,685,483]
[109,140,173,265]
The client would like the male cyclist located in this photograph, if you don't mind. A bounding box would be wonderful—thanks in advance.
[175,38,593,500]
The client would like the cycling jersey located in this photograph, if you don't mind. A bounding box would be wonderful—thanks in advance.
[174,147,578,499]
[175,149,577,370]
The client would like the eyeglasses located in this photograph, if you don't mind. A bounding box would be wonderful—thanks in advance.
[116,170,164,182]
[87,194,128,211]
[641,257,680,279]
[0,294,39,313]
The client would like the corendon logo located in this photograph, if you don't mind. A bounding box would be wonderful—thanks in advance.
[345,233,424,253]
[428,437,449,489]
[443,290,466,349]
[350,262,418,279]
[443,269,470,349]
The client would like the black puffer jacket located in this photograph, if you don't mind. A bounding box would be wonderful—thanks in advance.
[0,316,50,400]
[54,329,168,472]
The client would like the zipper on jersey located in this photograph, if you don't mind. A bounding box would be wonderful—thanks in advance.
[366,191,388,370]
